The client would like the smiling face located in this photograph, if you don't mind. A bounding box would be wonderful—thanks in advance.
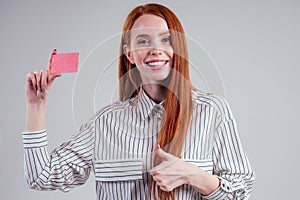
[124,14,173,85]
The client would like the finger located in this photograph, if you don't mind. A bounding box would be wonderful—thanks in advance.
[156,181,164,187]
[26,72,37,91]
[158,181,180,192]
[151,163,168,175]
[155,178,167,187]
[152,175,162,182]
[35,70,42,92]
[48,49,57,71]
[159,185,171,192]
[41,70,48,90]
[155,144,175,161]
[48,71,61,83]
[165,179,184,192]
[151,158,181,175]
[159,186,167,191]
[150,160,169,175]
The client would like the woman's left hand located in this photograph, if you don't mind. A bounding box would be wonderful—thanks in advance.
[150,145,205,192]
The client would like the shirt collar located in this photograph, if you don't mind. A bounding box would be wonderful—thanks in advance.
[137,87,165,120]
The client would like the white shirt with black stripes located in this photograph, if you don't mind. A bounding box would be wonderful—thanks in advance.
[22,87,255,199]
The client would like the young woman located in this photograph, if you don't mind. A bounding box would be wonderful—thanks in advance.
[23,3,255,200]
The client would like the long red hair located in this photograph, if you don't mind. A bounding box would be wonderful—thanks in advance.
[118,3,193,200]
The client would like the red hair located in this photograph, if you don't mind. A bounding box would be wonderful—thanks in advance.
[118,3,193,200]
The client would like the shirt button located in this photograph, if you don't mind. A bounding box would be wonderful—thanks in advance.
[221,181,232,192]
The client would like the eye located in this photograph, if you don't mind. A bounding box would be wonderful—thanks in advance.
[162,36,171,45]
[137,38,151,46]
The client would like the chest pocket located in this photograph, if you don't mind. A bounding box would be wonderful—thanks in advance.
[94,158,143,182]
[184,159,213,174]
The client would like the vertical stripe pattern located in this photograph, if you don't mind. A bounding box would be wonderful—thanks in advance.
[23,88,255,199]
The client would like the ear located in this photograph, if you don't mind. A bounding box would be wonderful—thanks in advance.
[123,44,135,64]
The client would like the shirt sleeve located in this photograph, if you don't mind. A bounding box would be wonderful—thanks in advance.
[22,118,95,192]
[203,96,256,200]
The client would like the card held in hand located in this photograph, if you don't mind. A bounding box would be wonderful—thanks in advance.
[50,52,79,74]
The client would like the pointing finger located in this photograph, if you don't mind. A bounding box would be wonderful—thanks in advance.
[48,49,57,71]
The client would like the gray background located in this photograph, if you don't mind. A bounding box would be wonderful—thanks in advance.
[1,0,299,199]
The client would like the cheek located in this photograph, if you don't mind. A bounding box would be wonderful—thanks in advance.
[132,50,148,66]
[166,47,174,60]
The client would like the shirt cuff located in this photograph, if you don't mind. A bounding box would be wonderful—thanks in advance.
[22,129,48,148]
[202,177,233,199]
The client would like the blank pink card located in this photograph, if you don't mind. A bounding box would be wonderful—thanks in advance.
[50,52,79,74]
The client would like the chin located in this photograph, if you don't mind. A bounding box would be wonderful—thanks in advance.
[154,74,172,85]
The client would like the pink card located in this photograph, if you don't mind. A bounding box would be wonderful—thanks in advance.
[50,52,79,74]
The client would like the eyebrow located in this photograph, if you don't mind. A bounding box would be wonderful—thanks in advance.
[159,31,171,36]
[135,31,171,40]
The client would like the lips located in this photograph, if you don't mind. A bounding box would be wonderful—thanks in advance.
[146,60,168,66]
[144,60,168,70]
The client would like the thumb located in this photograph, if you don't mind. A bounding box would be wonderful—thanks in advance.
[48,72,61,82]
[155,144,175,161]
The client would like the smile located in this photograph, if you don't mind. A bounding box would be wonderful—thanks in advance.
[145,60,168,67]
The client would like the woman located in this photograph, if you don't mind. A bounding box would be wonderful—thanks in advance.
[23,3,255,200]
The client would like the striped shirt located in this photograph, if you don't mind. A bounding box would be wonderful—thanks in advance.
[22,88,255,199]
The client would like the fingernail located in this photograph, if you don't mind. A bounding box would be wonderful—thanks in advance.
[155,144,160,151]
[52,49,57,55]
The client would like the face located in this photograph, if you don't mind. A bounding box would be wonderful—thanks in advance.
[124,14,173,84]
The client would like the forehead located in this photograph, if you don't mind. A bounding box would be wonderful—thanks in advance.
[130,14,169,37]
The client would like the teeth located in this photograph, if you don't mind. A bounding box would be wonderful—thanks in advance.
[147,61,166,66]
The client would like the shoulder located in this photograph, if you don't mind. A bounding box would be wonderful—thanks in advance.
[78,96,138,132]
[92,96,139,120]
[192,89,234,121]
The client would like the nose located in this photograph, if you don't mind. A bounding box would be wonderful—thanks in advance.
[149,40,163,55]
[149,48,162,55]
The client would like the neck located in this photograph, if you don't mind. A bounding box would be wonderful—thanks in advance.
[142,84,167,104]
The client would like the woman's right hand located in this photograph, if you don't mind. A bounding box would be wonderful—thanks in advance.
[26,49,62,104]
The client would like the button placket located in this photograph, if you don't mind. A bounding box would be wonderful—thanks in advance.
[153,105,164,120]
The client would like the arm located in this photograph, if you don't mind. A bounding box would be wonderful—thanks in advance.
[25,49,59,132]
[23,50,94,192]
[201,117,256,199]
[23,120,95,192]
[150,96,255,199]
[200,96,255,199]
[150,145,220,195]
[183,116,255,199]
